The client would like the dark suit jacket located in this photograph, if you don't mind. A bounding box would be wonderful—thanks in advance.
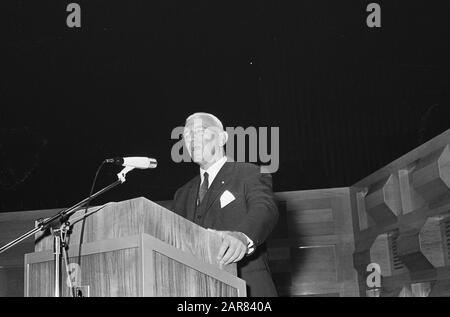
[172,160,279,297]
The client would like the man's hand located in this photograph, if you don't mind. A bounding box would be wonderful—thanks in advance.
[209,230,248,266]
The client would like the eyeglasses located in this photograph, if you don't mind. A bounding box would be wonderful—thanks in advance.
[183,127,216,143]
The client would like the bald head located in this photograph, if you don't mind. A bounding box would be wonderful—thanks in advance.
[185,112,224,130]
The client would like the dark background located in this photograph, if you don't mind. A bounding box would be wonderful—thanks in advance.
[1,0,449,212]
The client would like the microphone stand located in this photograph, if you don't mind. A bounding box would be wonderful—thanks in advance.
[0,166,135,297]
[60,204,108,297]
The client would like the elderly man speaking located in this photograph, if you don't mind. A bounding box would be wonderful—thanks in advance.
[171,112,279,297]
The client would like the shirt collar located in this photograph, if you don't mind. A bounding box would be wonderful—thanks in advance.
[200,156,227,187]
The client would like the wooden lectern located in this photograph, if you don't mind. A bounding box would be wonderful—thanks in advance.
[24,197,246,297]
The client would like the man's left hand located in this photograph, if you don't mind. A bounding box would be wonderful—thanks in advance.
[209,230,248,266]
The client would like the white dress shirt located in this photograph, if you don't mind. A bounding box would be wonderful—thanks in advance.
[200,156,227,189]
[200,156,255,254]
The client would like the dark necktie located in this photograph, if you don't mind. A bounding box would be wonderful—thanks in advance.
[198,172,209,205]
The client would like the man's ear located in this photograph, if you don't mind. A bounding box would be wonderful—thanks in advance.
[218,131,228,146]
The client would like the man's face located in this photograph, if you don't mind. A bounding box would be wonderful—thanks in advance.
[183,117,222,166]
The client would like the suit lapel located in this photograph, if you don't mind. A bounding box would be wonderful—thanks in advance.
[204,162,235,212]
[186,176,200,222]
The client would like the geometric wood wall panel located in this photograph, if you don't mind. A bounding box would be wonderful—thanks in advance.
[291,246,337,284]
[355,189,372,231]
[441,217,450,266]
[289,246,338,296]
[388,231,406,273]
[269,188,358,297]
[440,217,450,266]
[286,198,334,237]
[429,279,450,297]
[369,234,393,277]
[398,282,432,297]
[419,216,446,268]
[287,207,334,237]
[351,131,450,296]
[412,145,450,204]
[368,231,407,281]
[397,232,434,273]
[364,174,401,225]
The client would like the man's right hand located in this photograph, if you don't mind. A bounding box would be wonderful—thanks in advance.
[209,230,248,266]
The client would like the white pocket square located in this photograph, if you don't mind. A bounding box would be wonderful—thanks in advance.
[220,190,235,208]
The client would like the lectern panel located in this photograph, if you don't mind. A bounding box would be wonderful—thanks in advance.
[27,248,140,297]
[25,234,246,297]
[153,251,238,296]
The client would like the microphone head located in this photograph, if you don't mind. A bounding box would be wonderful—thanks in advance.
[122,157,157,169]
[146,158,158,169]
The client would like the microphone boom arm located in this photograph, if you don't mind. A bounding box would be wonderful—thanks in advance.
[0,166,134,255]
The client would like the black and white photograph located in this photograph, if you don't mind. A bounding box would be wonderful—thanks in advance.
[0,0,449,301]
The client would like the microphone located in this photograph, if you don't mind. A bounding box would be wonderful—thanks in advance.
[105,157,157,169]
